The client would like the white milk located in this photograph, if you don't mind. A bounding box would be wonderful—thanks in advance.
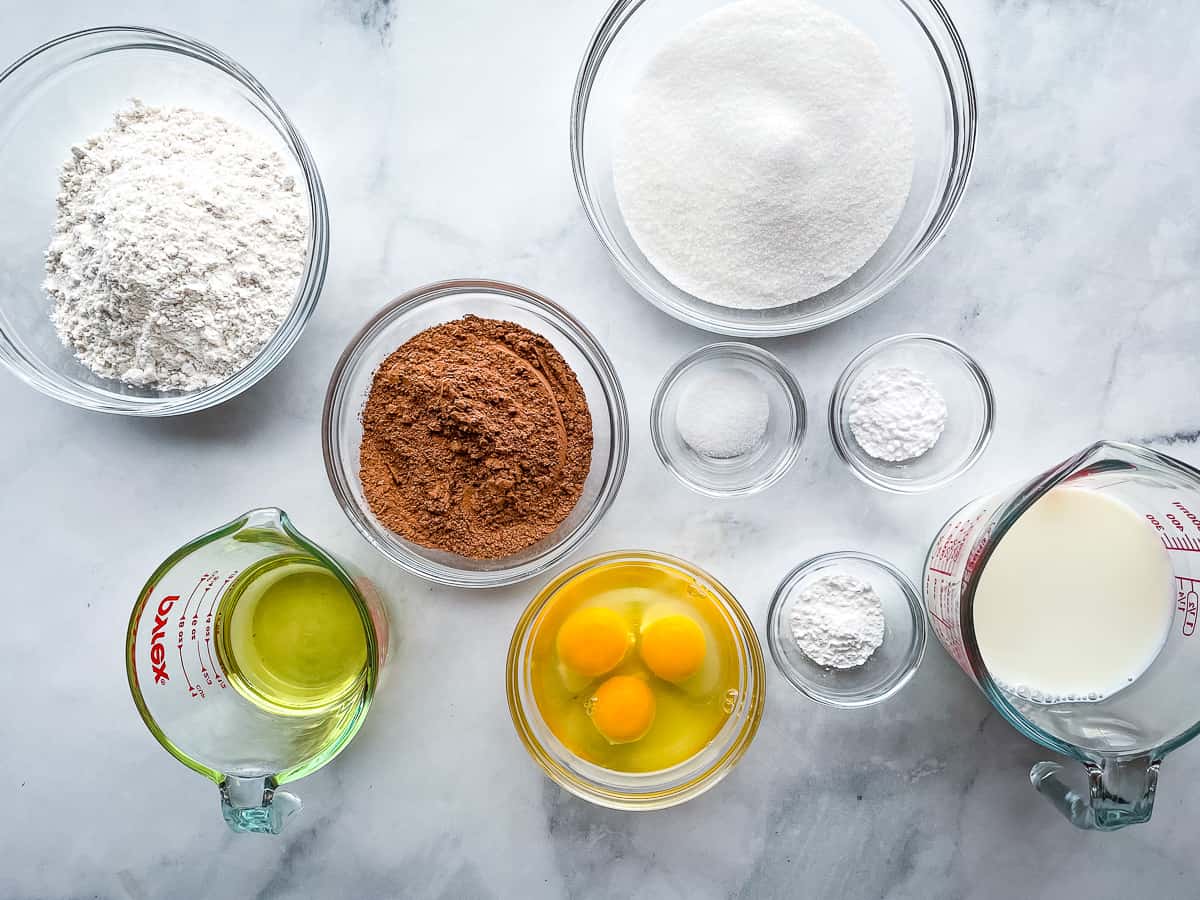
[974,486,1175,703]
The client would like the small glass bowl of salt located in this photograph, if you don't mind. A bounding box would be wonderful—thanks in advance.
[766,551,927,709]
[651,342,805,497]
[829,334,996,493]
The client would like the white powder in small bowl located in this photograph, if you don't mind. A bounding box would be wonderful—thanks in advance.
[846,365,948,462]
[790,573,885,669]
[675,370,770,459]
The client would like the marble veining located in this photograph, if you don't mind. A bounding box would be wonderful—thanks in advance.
[1,0,1199,898]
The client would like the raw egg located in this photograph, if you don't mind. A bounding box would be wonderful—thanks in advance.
[641,602,719,695]
[556,606,630,678]
[589,675,656,744]
[640,614,706,683]
[529,558,739,772]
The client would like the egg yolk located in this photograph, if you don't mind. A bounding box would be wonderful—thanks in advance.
[556,607,629,677]
[588,675,656,744]
[640,614,706,683]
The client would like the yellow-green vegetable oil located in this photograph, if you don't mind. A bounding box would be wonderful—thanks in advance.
[216,554,369,715]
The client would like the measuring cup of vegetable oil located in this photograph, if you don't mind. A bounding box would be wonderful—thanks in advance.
[126,508,388,835]
[925,442,1200,831]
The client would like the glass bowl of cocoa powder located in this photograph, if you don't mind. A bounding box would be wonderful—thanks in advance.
[323,280,629,588]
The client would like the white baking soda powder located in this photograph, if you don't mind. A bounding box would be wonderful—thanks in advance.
[613,0,914,309]
[847,366,948,462]
[790,574,885,669]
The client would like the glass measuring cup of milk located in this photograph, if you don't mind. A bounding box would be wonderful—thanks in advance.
[126,508,388,834]
[925,441,1200,830]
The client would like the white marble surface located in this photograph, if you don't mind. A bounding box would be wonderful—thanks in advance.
[2,0,1200,897]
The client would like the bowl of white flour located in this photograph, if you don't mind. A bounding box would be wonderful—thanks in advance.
[572,0,975,336]
[0,27,328,415]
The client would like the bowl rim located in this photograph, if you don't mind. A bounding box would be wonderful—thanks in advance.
[570,0,978,337]
[650,341,807,498]
[506,549,767,809]
[766,549,928,708]
[321,278,630,589]
[0,25,329,415]
[827,332,996,494]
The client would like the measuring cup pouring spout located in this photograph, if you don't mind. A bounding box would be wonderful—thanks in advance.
[127,508,387,835]
[925,441,1200,831]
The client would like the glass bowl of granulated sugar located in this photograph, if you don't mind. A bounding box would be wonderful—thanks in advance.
[0,27,328,415]
[572,0,976,336]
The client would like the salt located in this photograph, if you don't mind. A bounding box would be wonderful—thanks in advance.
[675,370,770,459]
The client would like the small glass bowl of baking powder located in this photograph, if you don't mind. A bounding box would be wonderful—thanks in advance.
[829,334,995,493]
[0,27,328,415]
[651,342,806,497]
[767,551,926,708]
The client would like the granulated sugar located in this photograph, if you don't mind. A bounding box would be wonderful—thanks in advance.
[614,0,914,309]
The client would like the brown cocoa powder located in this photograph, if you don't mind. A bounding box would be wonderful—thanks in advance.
[359,315,593,559]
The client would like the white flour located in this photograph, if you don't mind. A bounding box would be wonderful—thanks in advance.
[613,0,914,309]
[44,100,308,392]
[847,366,948,462]
[790,573,885,669]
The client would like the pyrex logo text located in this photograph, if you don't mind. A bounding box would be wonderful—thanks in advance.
[151,595,178,684]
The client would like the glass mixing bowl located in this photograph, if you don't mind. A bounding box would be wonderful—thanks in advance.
[323,280,629,589]
[571,0,976,336]
[507,551,766,809]
[0,27,329,415]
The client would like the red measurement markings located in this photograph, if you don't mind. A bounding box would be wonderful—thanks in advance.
[1160,533,1200,552]
[927,566,954,577]
[179,572,219,700]
[1149,501,1200,552]
[929,514,979,571]
[1178,577,1199,637]
[203,572,237,691]
[927,608,955,632]
[1173,501,1200,531]
[175,574,210,700]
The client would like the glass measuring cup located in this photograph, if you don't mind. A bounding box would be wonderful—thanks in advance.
[925,441,1200,830]
[126,508,388,834]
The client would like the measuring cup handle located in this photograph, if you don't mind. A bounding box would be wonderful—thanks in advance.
[219,775,301,835]
[1030,756,1160,831]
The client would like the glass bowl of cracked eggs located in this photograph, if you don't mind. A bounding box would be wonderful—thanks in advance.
[0,27,328,415]
[507,550,767,809]
[572,0,977,336]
